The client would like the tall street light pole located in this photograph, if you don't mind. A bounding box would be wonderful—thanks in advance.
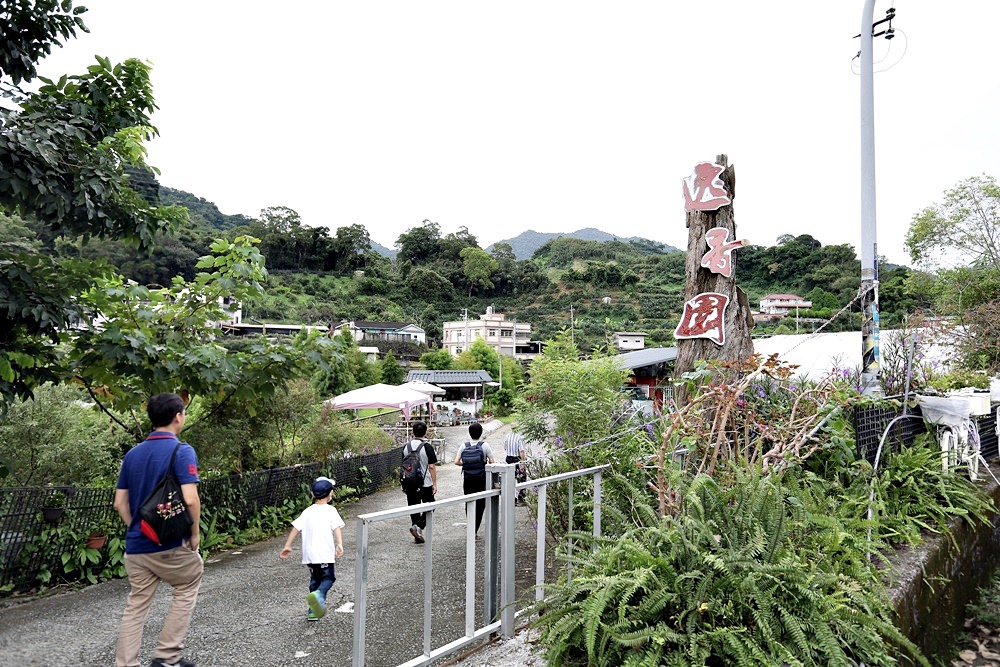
[858,0,894,396]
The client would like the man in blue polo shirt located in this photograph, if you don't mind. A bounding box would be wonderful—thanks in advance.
[113,393,203,667]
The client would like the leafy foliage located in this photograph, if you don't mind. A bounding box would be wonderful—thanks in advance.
[0,0,88,87]
[905,175,1000,372]
[0,383,127,485]
[419,347,453,370]
[379,350,405,384]
[536,472,927,667]
[0,7,188,410]
[516,331,630,457]
[67,236,342,439]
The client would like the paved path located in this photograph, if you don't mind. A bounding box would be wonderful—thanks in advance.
[0,422,543,667]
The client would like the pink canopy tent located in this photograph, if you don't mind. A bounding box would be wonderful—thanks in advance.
[325,383,430,420]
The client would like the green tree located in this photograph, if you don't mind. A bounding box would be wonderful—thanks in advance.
[405,266,455,300]
[515,331,629,456]
[0,0,87,86]
[0,383,128,485]
[395,219,441,265]
[906,175,1000,370]
[419,348,453,370]
[438,226,479,265]
[906,175,1000,273]
[460,246,498,296]
[0,5,187,409]
[455,339,498,375]
[68,237,340,438]
[313,331,379,398]
[331,223,374,272]
[379,349,405,384]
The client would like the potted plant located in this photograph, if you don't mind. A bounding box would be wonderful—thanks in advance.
[86,515,118,550]
[41,490,67,523]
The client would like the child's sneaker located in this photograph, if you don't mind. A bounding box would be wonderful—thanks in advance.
[414,526,425,544]
[306,609,318,622]
[306,591,326,620]
[409,525,420,543]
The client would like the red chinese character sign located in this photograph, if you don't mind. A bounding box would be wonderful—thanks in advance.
[682,162,731,212]
[672,154,754,396]
[700,227,745,278]
[674,293,729,345]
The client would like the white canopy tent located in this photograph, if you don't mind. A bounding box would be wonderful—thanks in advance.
[325,383,430,420]
[399,380,446,395]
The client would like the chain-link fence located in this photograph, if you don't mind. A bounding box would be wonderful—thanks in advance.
[851,402,999,467]
[0,446,403,593]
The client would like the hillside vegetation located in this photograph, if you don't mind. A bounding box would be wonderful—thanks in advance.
[12,185,929,353]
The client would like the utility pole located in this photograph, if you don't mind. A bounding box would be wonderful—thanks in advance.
[857,1,895,396]
[462,308,469,353]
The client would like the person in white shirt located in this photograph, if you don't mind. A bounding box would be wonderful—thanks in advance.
[454,422,495,535]
[503,429,528,505]
[279,477,345,621]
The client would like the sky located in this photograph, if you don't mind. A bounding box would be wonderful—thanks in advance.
[34,1,1000,265]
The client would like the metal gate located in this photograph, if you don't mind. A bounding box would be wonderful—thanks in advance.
[351,462,610,667]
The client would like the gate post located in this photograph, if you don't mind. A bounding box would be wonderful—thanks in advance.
[497,463,517,638]
[484,463,517,637]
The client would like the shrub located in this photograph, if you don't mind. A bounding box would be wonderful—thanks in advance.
[0,384,126,486]
[536,472,927,667]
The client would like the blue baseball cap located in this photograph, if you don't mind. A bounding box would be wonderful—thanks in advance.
[312,477,334,498]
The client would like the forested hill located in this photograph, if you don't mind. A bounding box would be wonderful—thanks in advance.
[14,184,925,352]
[160,186,252,230]
[490,227,681,260]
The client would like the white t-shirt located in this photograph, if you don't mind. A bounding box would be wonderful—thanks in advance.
[291,503,345,565]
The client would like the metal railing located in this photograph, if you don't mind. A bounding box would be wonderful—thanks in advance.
[351,462,610,667]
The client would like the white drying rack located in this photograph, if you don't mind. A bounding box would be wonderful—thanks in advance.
[916,394,998,484]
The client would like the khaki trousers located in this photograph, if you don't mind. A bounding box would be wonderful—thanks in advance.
[115,546,204,667]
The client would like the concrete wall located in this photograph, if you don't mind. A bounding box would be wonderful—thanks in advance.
[888,469,1000,663]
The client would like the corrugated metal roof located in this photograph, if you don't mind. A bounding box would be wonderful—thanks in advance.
[611,347,678,370]
[406,370,494,384]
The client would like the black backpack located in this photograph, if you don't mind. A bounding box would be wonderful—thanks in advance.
[399,440,425,492]
[138,442,194,545]
[461,440,486,477]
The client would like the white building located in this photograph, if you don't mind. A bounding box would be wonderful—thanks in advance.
[612,331,648,351]
[331,320,426,345]
[760,294,812,315]
[442,306,532,359]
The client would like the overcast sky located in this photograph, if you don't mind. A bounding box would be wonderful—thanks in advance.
[35,1,1000,265]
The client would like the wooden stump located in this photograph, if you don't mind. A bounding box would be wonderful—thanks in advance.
[673,154,754,405]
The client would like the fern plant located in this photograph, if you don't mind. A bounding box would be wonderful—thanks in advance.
[534,472,928,667]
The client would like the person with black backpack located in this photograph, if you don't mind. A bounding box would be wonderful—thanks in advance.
[113,392,203,667]
[453,422,495,537]
[400,421,438,544]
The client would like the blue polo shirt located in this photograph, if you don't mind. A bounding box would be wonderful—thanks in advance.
[116,431,200,554]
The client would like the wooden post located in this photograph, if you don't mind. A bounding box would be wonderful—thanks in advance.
[673,154,754,405]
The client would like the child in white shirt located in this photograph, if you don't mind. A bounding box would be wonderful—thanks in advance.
[279,476,345,621]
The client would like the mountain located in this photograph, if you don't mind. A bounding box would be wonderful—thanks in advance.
[159,186,252,230]
[371,240,396,259]
[489,227,681,260]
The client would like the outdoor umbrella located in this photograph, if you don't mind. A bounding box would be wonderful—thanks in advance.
[325,383,430,420]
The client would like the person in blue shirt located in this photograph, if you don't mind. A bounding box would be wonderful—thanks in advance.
[113,392,203,667]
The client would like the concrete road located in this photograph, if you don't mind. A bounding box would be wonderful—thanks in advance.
[0,421,545,667]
